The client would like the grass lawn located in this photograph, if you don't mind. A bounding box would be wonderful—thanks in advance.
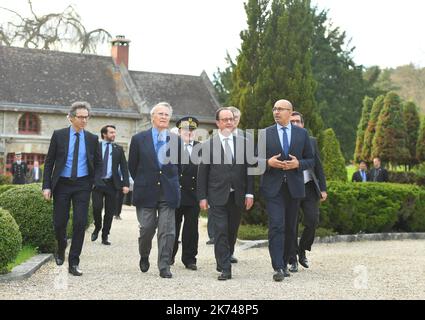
[6,246,38,273]
[347,165,356,181]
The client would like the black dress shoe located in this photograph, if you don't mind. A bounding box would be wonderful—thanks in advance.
[91,231,99,242]
[299,252,309,268]
[55,248,65,266]
[273,269,285,282]
[185,264,197,271]
[101,239,111,245]
[282,267,291,277]
[218,271,232,280]
[230,255,238,263]
[139,257,150,273]
[289,261,298,273]
[160,269,173,278]
[216,266,222,273]
[69,265,83,276]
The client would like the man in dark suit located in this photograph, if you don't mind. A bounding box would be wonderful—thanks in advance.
[128,102,182,279]
[42,101,102,276]
[259,99,314,282]
[369,157,389,182]
[352,160,370,182]
[198,107,254,281]
[29,160,43,183]
[11,152,28,184]
[289,112,327,272]
[91,125,130,246]
[171,116,200,271]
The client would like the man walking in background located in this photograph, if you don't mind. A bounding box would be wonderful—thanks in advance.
[91,125,129,246]
[171,116,201,271]
[289,111,327,272]
[369,157,389,182]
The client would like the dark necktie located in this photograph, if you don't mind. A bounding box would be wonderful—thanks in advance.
[224,138,234,164]
[281,127,289,157]
[70,132,80,180]
[103,143,110,178]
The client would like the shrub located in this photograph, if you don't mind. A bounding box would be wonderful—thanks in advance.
[320,181,425,234]
[0,184,15,195]
[0,184,56,253]
[0,208,22,274]
[0,184,94,253]
[238,224,268,240]
[0,175,12,185]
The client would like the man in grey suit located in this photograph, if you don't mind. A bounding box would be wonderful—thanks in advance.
[128,102,182,279]
[289,111,327,272]
[259,99,314,282]
[198,107,254,281]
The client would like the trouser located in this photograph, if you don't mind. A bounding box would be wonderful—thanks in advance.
[115,189,125,216]
[172,205,200,265]
[298,181,320,252]
[92,180,117,239]
[265,182,300,270]
[136,197,176,271]
[53,176,91,266]
[209,192,241,273]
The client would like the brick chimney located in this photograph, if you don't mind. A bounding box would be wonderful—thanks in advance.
[111,35,130,68]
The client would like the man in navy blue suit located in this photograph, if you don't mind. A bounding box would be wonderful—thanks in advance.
[128,102,182,279]
[259,99,314,282]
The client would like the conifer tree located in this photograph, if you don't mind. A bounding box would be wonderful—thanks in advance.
[372,92,410,167]
[361,95,385,162]
[416,116,425,163]
[354,96,373,163]
[321,128,347,181]
[402,101,420,168]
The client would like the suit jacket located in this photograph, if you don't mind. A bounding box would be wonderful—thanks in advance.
[128,128,182,209]
[352,170,370,182]
[308,137,327,198]
[197,134,254,208]
[29,167,43,183]
[369,167,389,182]
[42,127,103,192]
[180,141,200,207]
[11,161,28,184]
[259,124,315,199]
[96,142,130,191]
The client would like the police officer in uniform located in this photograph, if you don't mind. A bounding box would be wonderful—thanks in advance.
[171,116,201,271]
[11,152,28,184]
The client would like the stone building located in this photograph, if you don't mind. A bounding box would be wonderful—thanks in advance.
[0,36,220,173]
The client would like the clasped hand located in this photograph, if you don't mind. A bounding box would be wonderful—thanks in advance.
[267,154,299,170]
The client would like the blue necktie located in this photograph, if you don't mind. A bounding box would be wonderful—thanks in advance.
[156,134,166,167]
[281,127,289,157]
[362,171,366,182]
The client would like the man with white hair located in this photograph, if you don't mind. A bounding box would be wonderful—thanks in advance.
[128,102,182,279]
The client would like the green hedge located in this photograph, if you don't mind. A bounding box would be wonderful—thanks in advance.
[388,171,425,186]
[0,184,94,253]
[0,184,56,253]
[0,208,22,274]
[241,181,425,235]
[320,181,425,234]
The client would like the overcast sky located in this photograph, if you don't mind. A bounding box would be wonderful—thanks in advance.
[1,0,424,77]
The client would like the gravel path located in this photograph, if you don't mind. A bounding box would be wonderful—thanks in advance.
[1,205,424,300]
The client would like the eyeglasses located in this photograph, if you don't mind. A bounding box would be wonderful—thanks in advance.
[75,116,90,120]
[272,107,291,113]
[155,112,170,118]
[219,118,234,123]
